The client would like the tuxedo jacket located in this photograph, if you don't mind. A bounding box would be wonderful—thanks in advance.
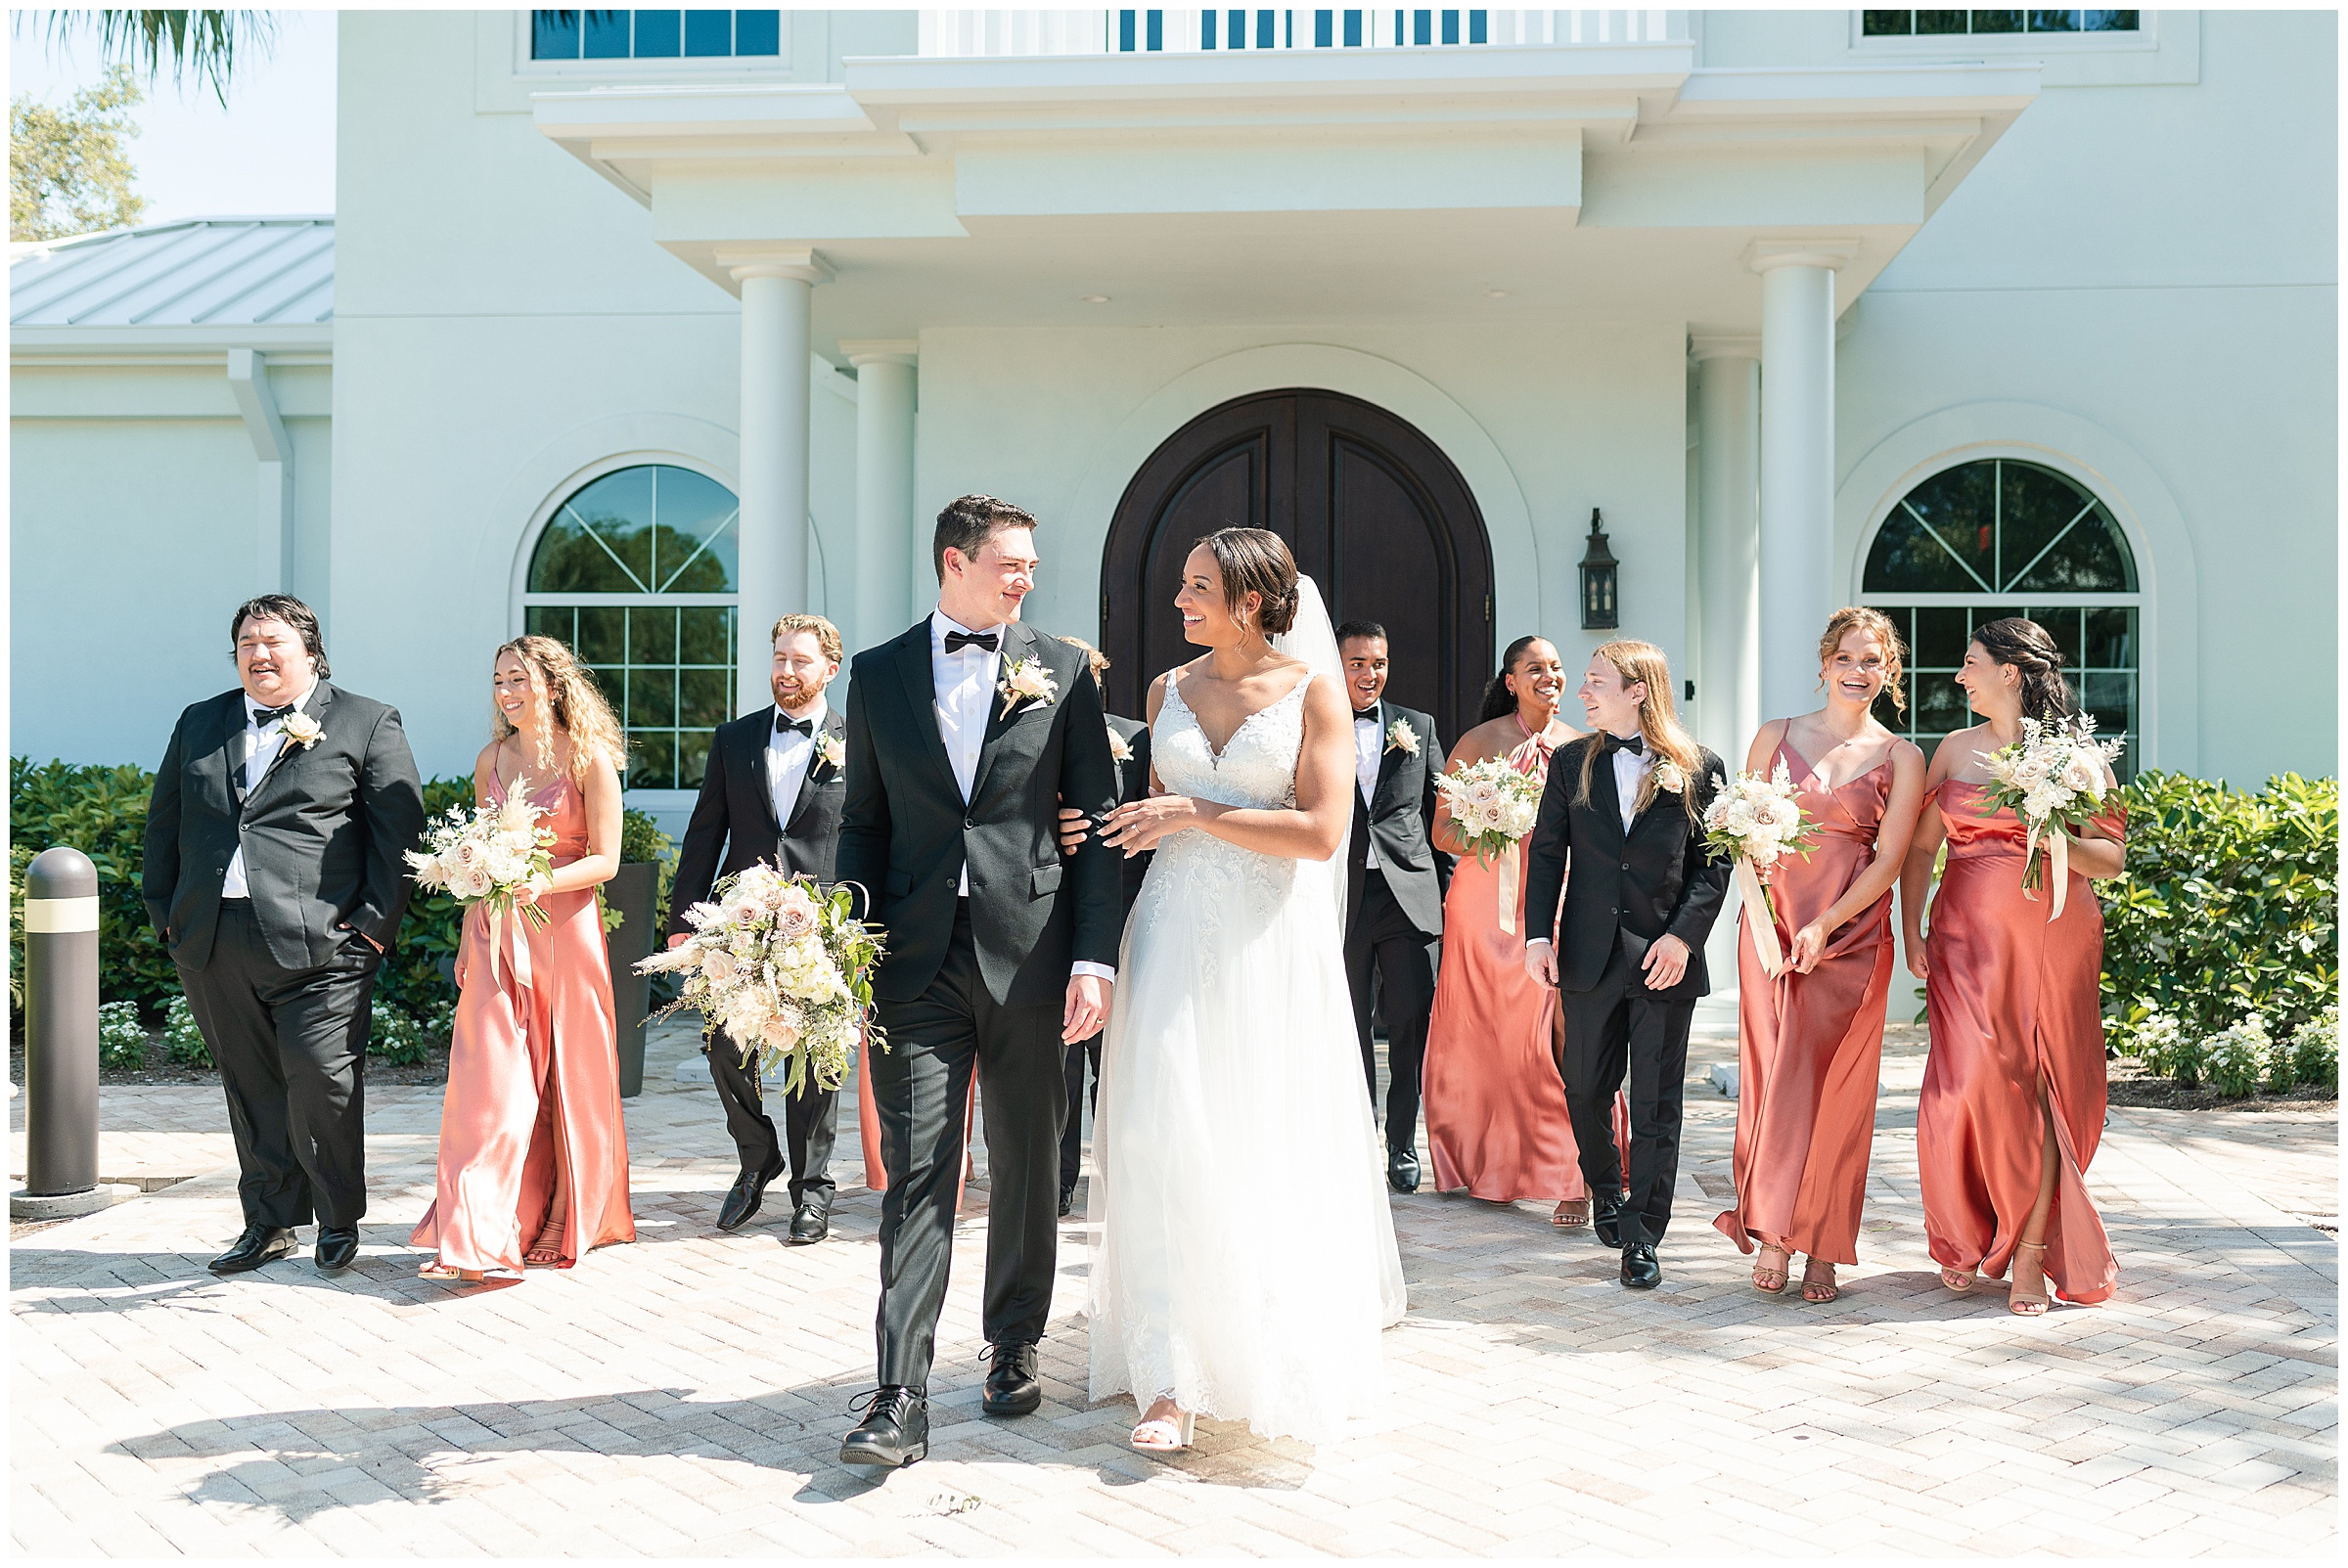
[836,618,1122,1008]
[1522,735,1731,1003]
[143,683,426,972]
[1106,711,1152,915]
[666,703,850,942]
[1344,699,1450,938]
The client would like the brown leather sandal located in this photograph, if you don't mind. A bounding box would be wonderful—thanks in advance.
[1752,1243,1790,1294]
[525,1217,567,1267]
[1800,1259,1839,1303]
[1552,1199,1591,1228]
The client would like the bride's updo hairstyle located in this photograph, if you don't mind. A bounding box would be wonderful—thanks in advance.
[1969,616,2074,725]
[1197,526,1301,637]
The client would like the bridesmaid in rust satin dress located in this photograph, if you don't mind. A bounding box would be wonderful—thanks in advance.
[414,637,636,1280]
[1900,619,2126,1315]
[1712,610,1925,1303]
[1423,637,1619,1221]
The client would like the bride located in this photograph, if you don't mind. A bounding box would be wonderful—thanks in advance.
[1082,526,1407,1452]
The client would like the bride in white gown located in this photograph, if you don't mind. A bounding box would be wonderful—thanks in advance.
[1085,527,1407,1451]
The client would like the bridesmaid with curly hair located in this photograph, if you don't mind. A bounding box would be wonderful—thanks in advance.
[413,635,636,1281]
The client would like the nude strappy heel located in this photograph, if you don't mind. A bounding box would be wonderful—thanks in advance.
[2008,1240,2051,1316]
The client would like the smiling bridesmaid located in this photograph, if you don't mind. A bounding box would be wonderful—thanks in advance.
[1713,609,1925,1304]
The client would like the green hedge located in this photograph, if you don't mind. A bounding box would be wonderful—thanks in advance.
[9,757,673,1056]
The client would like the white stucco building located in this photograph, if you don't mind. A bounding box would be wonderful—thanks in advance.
[12,8,2337,824]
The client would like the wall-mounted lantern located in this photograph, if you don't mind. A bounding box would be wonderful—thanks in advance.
[1578,508,1619,630]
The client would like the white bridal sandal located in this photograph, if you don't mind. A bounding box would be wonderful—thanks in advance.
[1130,1403,1196,1454]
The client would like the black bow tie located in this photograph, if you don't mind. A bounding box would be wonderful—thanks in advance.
[1602,731,1646,757]
[944,629,998,654]
[1354,708,1378,721]
[775,713,814,738]
[251,703,296,726]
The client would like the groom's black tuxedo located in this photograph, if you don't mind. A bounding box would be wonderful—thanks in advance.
[838,614,1122,1390]
[144,682,425,1233]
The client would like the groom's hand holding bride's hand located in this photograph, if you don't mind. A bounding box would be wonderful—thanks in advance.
[1100,795,1208,855]
[1063,973,1112,1044]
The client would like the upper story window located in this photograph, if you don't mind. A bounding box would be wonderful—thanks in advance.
[530,10,782,61]
[1860,10,2139,36]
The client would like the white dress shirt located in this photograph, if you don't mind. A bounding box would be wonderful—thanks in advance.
[1351,703,1382,870]
[222,682,318,898]
[766,697,827,829]
[927,608,1113,984]
[1526,732,1652,955]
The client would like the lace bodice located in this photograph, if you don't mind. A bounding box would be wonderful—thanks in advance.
[1152,668,1312,810]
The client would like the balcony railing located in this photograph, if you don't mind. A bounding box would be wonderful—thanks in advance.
[915,10,1688,57]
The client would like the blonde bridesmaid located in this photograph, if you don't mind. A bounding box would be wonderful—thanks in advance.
[1422,638,1599,1221]
[1900,618,2125,1314]
[1712,609,1924,1302]
[413,636,636,1280]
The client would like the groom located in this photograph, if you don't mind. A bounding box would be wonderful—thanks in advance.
[835,494,1123,1468]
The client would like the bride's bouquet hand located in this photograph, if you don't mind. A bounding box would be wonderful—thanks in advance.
[1101,794,1205,854]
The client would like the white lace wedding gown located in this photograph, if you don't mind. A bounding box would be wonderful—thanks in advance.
[1087,664,1408,1445]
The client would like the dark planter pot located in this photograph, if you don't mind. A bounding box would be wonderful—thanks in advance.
[604,861,658,1098]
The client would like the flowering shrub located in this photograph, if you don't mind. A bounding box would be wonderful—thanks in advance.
[162,995,210,1066]
[96,1000,149,1070]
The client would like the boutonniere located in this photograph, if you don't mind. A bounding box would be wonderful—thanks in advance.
[1653,760,1688,795]
[998,656,1059,720]
[1106,724,1133,764]
[818,733,845,771]
[279,711,325,751]
[1385,718,1421,757]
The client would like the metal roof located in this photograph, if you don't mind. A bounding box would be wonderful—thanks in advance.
[8,217,332,329]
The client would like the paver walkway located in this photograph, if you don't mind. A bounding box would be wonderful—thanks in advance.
[11,1024,2337,1557]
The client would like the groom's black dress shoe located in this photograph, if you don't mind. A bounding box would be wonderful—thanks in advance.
[789,1200,829,1245]
[1592,1189,1629,1249]
[1621,1242,1662,1290]
[840,1387,928,1468]
[981,1342,1043,1416]
[209,1225,296,1275]
[314,1227,361,1273]
[1387,1147,1422,1194]
[718,1157,785,1232]
[1058,1184,1075,1219]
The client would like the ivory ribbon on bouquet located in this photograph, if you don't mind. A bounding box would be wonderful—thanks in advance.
[1737,858,1784,979]
[486,902,534,991]
[1496,841,1520,935]
[2022,822,2071,919]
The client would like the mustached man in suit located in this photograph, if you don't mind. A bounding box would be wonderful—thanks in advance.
[145,596,426,1277]
[1523,640,1729,1293]
[667,614,851,1244]
[1336,620,1450,1194]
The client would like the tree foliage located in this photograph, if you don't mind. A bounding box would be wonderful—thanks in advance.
[8,64,148,242]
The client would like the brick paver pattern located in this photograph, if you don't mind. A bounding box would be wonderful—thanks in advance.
[11,1024,2337,1556]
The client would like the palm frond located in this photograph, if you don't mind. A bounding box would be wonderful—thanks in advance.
[31,10,279,107]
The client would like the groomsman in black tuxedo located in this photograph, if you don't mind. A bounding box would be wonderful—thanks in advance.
[1523,642,1728,1292]
[1335,621,1449,1194]
[835,495,1121,1468]
[1051,635,1151,1218]
[667,613,851,1243]
[144,596,425,1276]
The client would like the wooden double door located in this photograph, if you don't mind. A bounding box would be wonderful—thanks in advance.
[1099,389,1494,744]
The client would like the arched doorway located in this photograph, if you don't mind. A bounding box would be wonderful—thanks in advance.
[1100,388,1495,741]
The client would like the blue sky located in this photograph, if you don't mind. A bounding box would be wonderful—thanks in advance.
[10,8,338,223]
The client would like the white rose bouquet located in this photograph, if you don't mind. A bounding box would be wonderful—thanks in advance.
[1976,714,2125,918]
[1701,760,1820,977]
[405,794,557,930]
[638,865,885,1095]
[1433,754,1546,933]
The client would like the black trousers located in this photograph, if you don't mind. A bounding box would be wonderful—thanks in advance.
[1060,1037,1102,1192]
[868,903,1067,1390]
[1344,871,1438,1157]
[705,1031,837,1211]
[1556,935,1696,1247]
[176,901,378,1232]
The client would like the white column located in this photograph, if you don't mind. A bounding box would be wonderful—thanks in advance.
[225,348,295,595]
[1748,242,1855,722]
[1692,336,1761,762]
[841,339,920,647]
[730,253,826,710]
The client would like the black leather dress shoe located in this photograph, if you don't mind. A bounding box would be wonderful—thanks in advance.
[314,1227,360,1273]
[209,1225,296,1275]
[1058,1185,1075,1219]
[1387,1147,1422,1194]
[981,1341,1043,1416]
[789,1201,829,1245]
[1592,1189,1629,1249]
[840,1386,928,1468]
[717,1157,785,1233]
[1621,1242,1662,1290]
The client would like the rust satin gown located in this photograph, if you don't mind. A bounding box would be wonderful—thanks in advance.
[411,770,635,1273]
[1917,781,2121,1304]
[1712,739,1895,1266]
[1423,728,1625,1202]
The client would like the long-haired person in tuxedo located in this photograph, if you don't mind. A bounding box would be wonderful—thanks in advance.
[1522,641,1727,1291]
[413,635,634,1280]
[1901,617,2125,1314]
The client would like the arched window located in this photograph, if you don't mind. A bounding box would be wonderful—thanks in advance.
[1861,457,2141,779]
[523,463,738,789]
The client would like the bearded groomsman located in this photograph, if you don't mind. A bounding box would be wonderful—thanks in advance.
[145,596,425,1276]
[1335,620,1449,1194]
[668,613,851,1243]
